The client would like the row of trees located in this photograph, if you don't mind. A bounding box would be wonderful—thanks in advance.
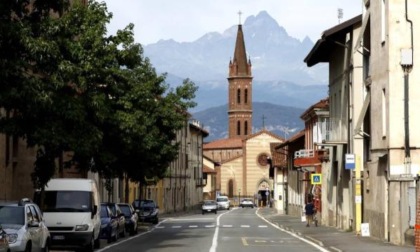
[0,0,197,188]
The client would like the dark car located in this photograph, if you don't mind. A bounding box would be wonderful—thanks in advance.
[117,203,138,235]
[132,199,159,224]
[99,204,119,243]
[102,203,126,238]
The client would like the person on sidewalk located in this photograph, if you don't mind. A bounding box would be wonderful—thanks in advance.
[305,200,315,227]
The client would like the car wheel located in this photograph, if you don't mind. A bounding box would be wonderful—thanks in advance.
[114,228,119,241]
[202,211,205,215]
[120,225,126,238]
[84,235,94,252]
[153,217,159,224]
[214,211,217,214]
[42,240,50,252]
[24,242,31,252]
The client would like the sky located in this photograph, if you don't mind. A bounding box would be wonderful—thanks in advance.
[101,0,364,46]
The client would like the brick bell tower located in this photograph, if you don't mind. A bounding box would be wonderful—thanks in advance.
[228,21,253,139]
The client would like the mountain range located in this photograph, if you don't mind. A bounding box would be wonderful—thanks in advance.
[142,11,329,141]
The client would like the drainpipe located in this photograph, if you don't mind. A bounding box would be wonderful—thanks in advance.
[402,0,413,165]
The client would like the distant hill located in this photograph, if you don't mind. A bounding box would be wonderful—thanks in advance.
[193,102,306,142]
[144,11,329,112]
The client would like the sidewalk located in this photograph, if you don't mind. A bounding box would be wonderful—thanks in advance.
[258,207,415,252]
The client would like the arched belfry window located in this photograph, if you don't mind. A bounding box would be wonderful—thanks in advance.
[244,121,248,135]
[237,89,241,104]
[245,89,248,104]
[237,121,241,135]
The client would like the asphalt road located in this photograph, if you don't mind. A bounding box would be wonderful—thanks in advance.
[91,207,328,252]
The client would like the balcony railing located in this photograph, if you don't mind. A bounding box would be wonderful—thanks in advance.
[293,149,329,168]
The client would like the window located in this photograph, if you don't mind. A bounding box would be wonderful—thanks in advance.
[244,121,248,135]
[244,89,248,104]
[237,121,241,135]
[237,89,241,104]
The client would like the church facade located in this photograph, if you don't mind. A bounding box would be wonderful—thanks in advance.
[203,22,283,206]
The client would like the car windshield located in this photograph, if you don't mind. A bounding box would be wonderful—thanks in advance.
[100,205,110,218]
[0,206,24,226]
[118,205,131,216]
[217,198,228,202]
[242,198,252,202]
[39,191,93,213]
[134,200,156,210]
[204,201,216,205]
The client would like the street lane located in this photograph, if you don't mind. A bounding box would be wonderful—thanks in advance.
[95,208,329,252]
[214,208,328,252]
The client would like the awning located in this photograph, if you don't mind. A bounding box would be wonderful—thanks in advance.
[354,91,371,135]
[354,10,370,51]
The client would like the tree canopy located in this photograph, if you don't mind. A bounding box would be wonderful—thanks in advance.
[0,0,197,188]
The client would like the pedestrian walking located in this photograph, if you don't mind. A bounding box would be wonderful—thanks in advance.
[305,200,315,227]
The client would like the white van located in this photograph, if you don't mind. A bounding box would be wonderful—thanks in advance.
[37,178,101,252]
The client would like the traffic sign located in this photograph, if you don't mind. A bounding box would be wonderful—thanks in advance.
[345,154,355,169]
[311,173,322,185]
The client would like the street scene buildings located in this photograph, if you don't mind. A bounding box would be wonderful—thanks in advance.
[1,0,420,250]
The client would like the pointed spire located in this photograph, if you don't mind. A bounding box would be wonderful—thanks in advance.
[232,24,249,76]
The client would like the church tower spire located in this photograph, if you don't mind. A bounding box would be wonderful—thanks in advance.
[227,15,253,139]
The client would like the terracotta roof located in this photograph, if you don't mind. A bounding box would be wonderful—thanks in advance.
[300,97,329,119]
[203,138,243,150]
[275,130,305,149]
[203,165,217,174]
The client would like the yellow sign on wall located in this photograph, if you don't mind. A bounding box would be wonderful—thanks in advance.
[311,173,322,185]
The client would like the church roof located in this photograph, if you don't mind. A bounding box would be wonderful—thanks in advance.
[203,138,243,150]
[244,129,284,142]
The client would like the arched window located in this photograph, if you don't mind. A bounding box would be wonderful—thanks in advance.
[244,121,248,135]
[237,121,241,135]
[244,89,248,104]
[237,89,241,104]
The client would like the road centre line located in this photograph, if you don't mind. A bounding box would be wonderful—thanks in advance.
[209,209,232,252]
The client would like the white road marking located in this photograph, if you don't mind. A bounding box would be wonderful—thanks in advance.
[172,226,182,228]
[258,225,268,228]
[222,225,232,228]
[205,225,215,228]
[209,210,231,252]
[241,225,250,228]
[189,225,198,228]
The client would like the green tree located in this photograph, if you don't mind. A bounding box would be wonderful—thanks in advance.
[0,0,197,188]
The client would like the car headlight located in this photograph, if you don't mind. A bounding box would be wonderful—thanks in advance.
[75,224,89,231]
[7,233,18,244]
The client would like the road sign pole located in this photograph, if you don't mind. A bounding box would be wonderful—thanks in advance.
[355,155,362,235]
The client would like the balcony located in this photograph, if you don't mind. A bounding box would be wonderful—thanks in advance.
[293,149,329,168]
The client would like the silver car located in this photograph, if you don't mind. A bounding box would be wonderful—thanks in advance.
[201,200,217,214]
[0,199,50,252]
[216,196,230,210]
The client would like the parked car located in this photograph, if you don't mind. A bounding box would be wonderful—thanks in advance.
[239,198,255,208]
[99,204,119,243]
[0,198,50,252]
[0,225,10,252]
[132,199,159,224]
[216,196,230,210]
[117,203,138,235]
[102,203,126,238]
[201,200,217,214]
